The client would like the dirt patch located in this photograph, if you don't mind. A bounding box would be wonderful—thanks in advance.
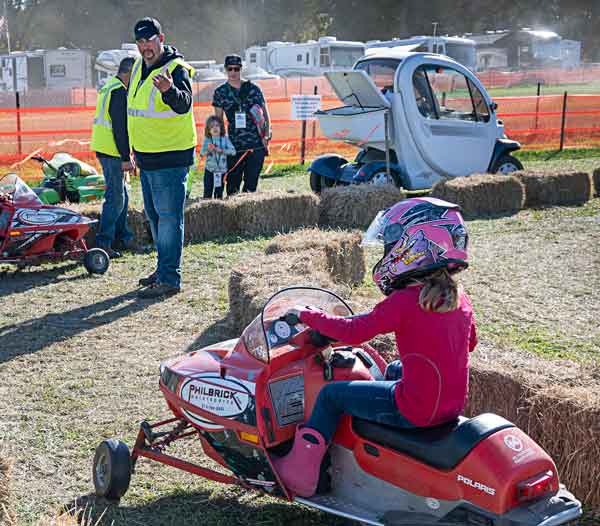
[0,454,13,525]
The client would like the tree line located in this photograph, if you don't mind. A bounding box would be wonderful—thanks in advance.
[1,0,599,62]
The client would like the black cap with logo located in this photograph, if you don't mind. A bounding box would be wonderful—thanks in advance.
[224,55,243,67]
[134,17,162,41]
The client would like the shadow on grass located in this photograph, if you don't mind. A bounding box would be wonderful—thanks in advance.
[66,489,347,526]
[185,314,237,353]
[0,261,86,298]
[0,290,162,363]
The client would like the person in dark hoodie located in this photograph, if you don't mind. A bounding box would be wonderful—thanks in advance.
[128,17,196,299]
[91,56,135,259]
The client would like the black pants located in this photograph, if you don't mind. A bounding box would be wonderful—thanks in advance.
[226,148,266,196]
[203,169,224,199]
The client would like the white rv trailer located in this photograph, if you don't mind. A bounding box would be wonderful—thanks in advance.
[0,48,91,92]
[95,44,140,88]
[44,48,92,89]
[0,51,45,92]
[366,36,477,70]
[245,36,365,77]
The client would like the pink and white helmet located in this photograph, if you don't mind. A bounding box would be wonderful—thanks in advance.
[364,197,469,295]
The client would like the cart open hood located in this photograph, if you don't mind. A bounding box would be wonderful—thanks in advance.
[325,70,390,109]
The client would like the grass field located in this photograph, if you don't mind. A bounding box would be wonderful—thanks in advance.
[1,160,599,524]
[485,81,600,98]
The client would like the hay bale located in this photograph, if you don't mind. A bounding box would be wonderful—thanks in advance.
[229,191,319,237]
[0,455,13,525]
[592,167,600,198]
[431,174,525,218]
[319,184,406,228]
[265,228,366,286]
[228,251,345,333]
[514,170,592,208]
[466,345,600,507]
[184,199,237,244]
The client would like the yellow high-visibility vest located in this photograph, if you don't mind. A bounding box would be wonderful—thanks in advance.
[127,57,196,153]
[91,76,126,157]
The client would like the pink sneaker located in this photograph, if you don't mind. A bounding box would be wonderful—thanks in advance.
[273,426,328,497]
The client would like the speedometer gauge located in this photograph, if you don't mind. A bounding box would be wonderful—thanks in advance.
[273,320,292,340]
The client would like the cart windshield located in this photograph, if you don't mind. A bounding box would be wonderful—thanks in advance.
[241,287,353,363]
[0,173,43,207]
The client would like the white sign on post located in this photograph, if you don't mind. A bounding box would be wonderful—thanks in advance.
[291,95,322,121]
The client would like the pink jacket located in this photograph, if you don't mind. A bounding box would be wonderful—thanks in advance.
[298,286,478,427]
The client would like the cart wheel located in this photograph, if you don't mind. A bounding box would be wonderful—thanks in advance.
[84,248,110,274]
[492,154,523,175]
[93,439,132,500]
[369,170,394,186]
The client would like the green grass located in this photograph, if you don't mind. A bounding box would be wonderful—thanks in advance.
[487,81,600,97]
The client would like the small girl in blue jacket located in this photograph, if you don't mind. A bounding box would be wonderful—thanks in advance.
[200,116,236,199]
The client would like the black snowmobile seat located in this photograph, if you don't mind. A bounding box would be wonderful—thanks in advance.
[352,413,514,470]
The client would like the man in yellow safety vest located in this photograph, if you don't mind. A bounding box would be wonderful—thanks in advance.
[128,17,196,298]
[91,57,135,258]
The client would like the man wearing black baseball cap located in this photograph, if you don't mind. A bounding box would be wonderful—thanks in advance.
[128,17,196,298]
[213,54,271,195]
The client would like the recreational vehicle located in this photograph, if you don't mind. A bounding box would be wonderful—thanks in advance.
[366,36,477,70]
[245,36,365,77]
[95,44,140,88]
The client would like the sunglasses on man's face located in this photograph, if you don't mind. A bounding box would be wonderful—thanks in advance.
[227,67,241,72]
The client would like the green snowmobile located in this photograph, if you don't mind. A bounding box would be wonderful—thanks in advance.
[31,153,105,205]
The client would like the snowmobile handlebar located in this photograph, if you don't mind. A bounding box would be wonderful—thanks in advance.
[281,312,334,348]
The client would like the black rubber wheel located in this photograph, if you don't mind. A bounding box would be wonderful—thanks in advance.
[491,154,523,175]
[93,439,132,500]
[83,248,110,274]
[309,171,322,193]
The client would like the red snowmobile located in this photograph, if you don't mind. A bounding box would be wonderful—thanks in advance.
[93,286,581,526]
[0,173,109,274]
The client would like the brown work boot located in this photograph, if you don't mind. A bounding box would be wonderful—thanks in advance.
[137,281,181,299]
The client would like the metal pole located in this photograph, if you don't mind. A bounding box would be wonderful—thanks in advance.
[300,119,307,165]
[311,86,318,156]
[534,82,541,129]
[15,91,22,156]
[559,91,568,151]
[384,110,391,182]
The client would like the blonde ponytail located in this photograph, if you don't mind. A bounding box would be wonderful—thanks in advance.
[418,269,460,313]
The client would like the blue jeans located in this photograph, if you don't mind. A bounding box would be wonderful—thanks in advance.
[140,166,188,288]
[96,156,133,248]
[306,381,415,442]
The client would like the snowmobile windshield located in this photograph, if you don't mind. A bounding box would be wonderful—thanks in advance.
[241,287,353,363]
[0,173,43,207]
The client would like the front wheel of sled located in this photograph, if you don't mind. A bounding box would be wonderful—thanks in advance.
[93,439,132,500]
[84,248,110,274]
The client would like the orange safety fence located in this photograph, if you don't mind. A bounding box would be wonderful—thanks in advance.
[1,93,600,169]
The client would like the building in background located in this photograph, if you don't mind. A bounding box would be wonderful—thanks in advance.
[468,29,582,70]
[245,36,365,77]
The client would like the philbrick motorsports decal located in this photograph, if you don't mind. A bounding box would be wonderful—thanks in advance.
[179,375,257,430]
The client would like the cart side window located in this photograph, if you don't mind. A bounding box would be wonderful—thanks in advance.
[467,79,490,122]
[422,65,478,122]
[412,67,438,119]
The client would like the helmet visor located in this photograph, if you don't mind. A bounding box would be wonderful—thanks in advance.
[362,210,388,246]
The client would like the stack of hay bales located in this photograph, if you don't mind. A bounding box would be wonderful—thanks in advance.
[431,174,525,218]
[319,184,406,228]
[0,455,12,525]
[228,190,319,236]
[228,251,345,333]
[265,228,366,286]
[592,167,600,198]
[467,346,600,507]
[184,199,237,243]
[514,170,592,208]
